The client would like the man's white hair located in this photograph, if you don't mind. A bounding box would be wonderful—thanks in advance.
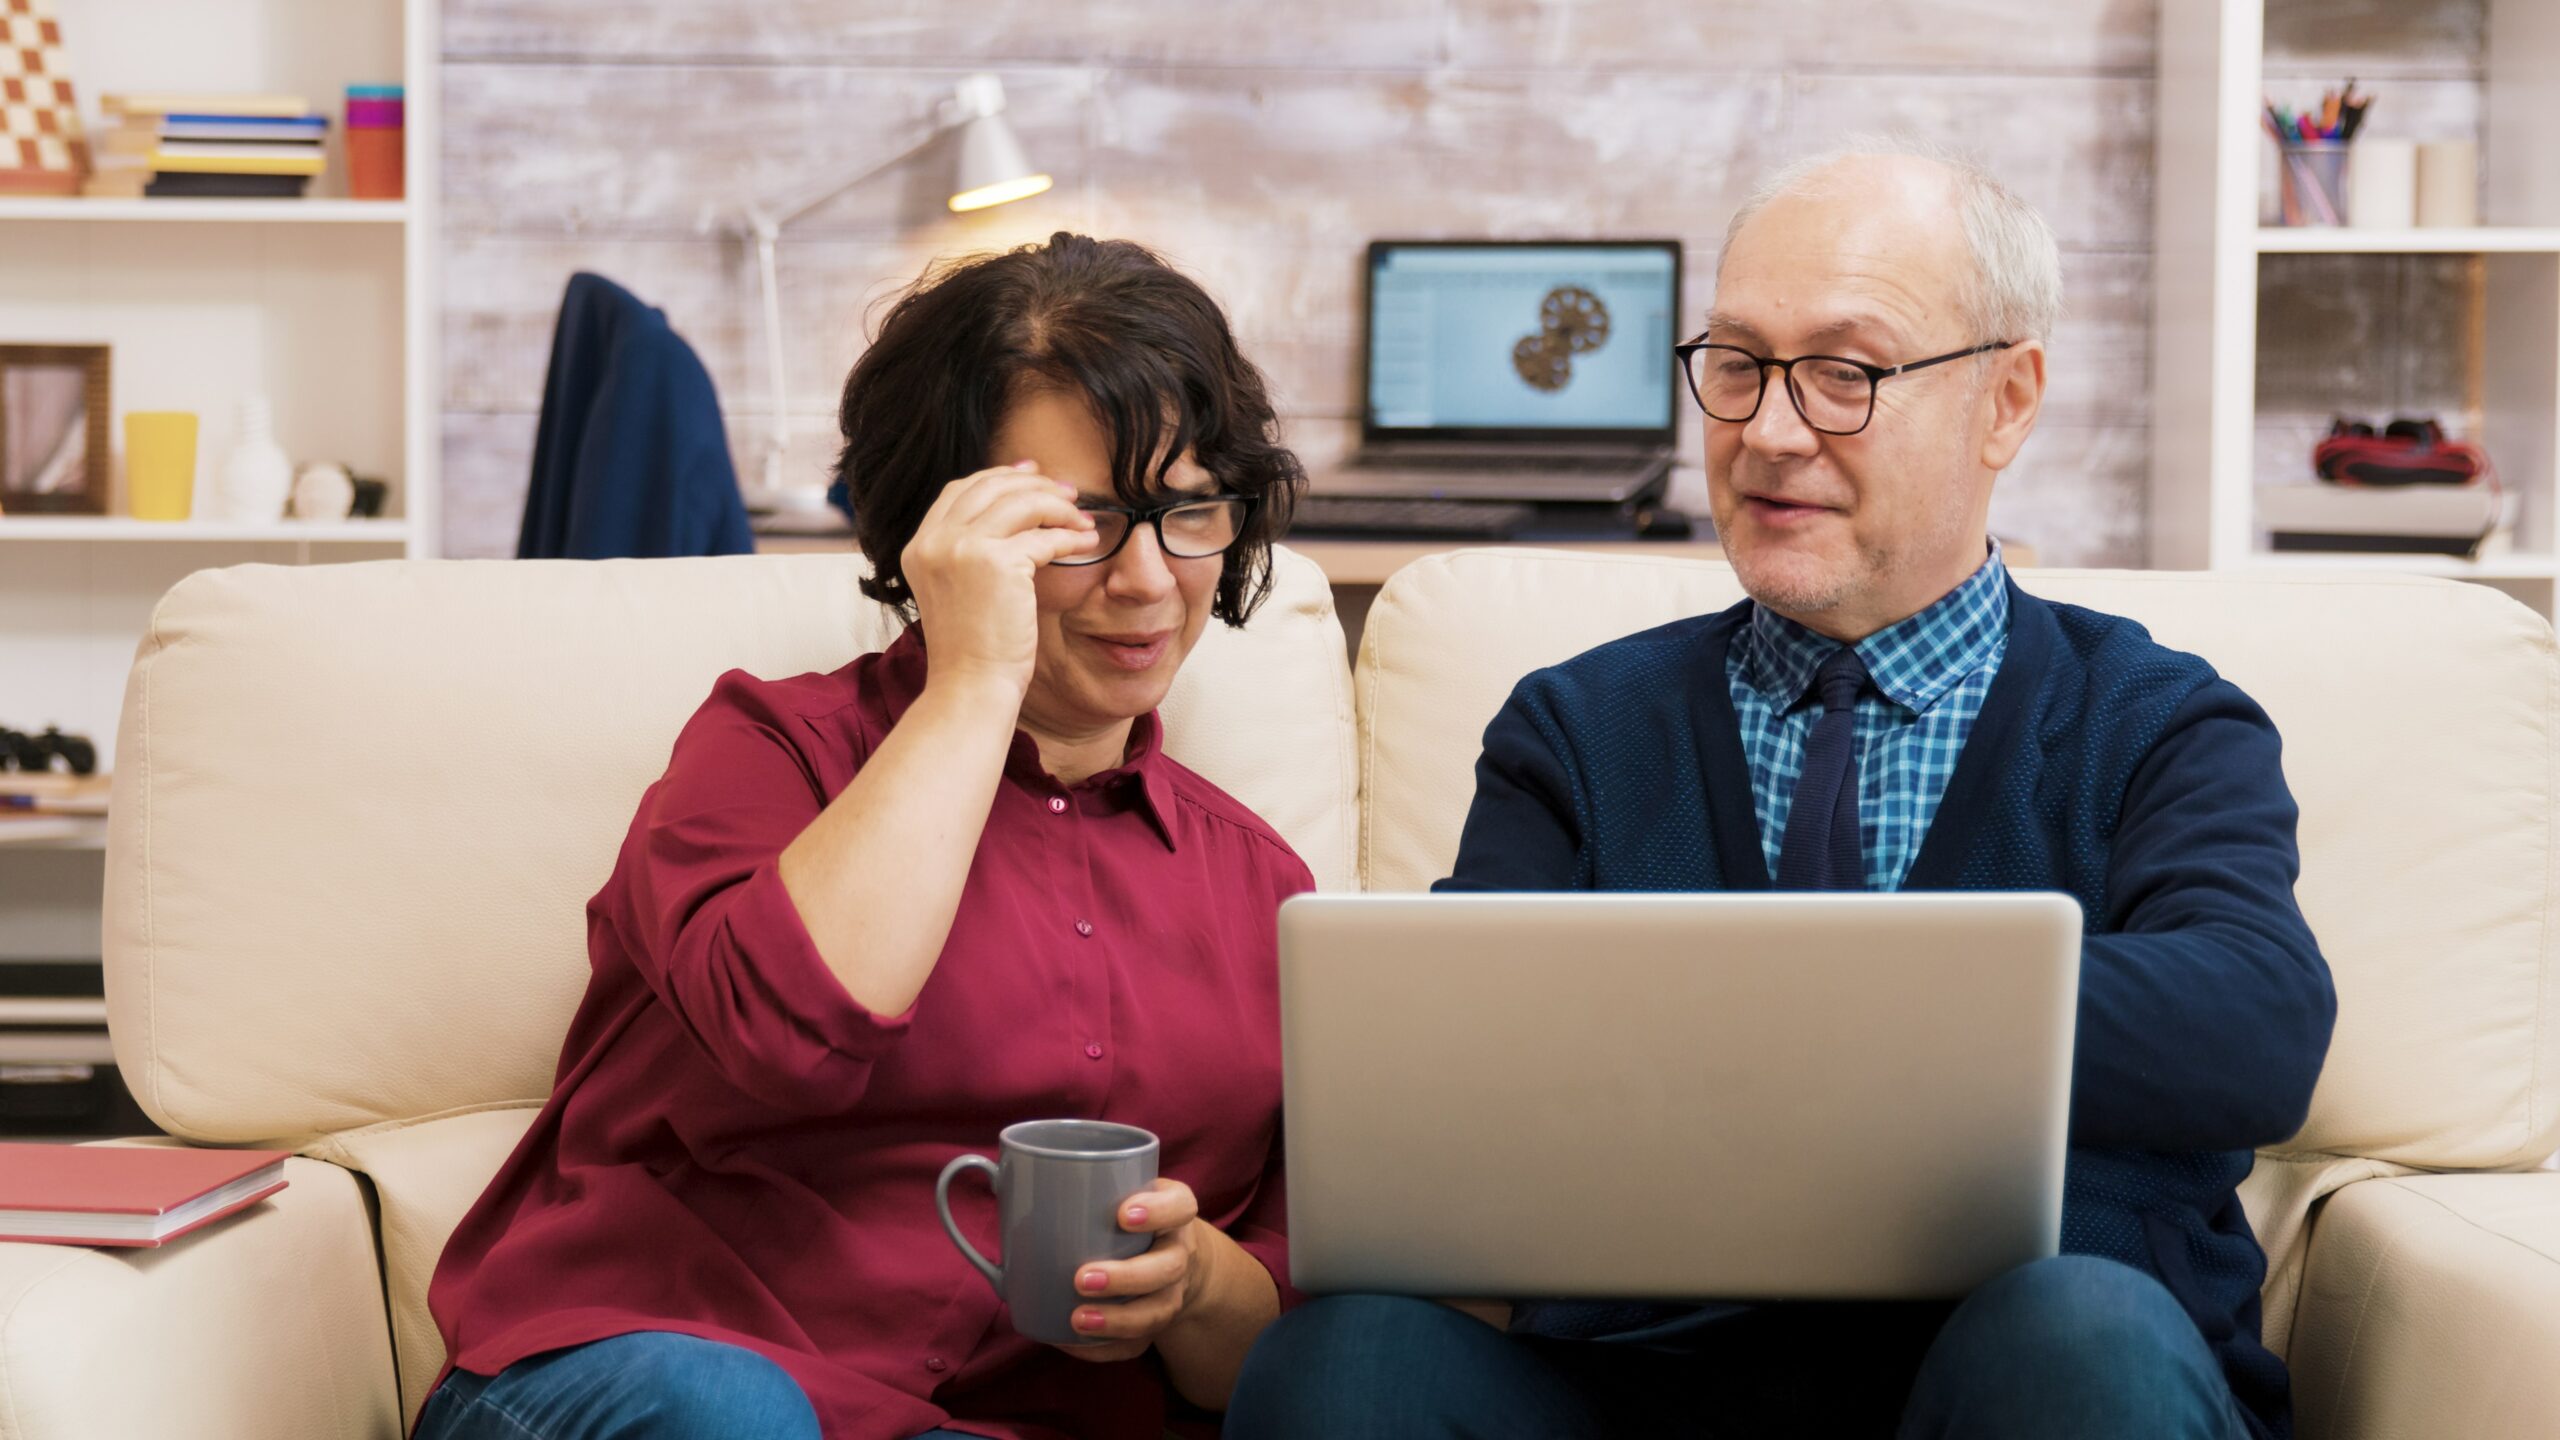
[1721,135,2063,346]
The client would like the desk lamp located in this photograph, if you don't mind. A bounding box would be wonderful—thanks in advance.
[741,74,1053,514]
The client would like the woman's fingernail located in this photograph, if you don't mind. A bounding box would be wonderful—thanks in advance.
[1014,459,1036,469]
[1079,1269,1106,1293]
[1076,1309,1103,1331]
[1125,1205,1148,1224]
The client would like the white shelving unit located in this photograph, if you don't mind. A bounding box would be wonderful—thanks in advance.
[2254,228,2560,256]
[2153,0,2560,616]
[0,197,409,224]
[0,516,413,543]
[0,818,109,852]
[0,0,437,966]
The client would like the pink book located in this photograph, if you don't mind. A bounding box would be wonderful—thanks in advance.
[0,1143,289,1247]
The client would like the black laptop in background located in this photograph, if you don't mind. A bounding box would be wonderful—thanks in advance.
[1295,239,1684,539]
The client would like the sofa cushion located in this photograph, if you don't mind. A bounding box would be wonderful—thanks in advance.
[104,550,1353,1144]
[1359,552,2560,1173]
[313,1105,541,1431]
[2289,1173,2560,1439]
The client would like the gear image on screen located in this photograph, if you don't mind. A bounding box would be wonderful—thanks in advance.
[1512,286,1612,393]
[1365,244,1675,431]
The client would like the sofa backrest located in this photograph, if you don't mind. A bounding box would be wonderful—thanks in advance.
[103,551,1355,1144]
[1359,550,2560,1171]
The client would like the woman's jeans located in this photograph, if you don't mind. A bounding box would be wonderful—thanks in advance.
[413,1331,837,1440]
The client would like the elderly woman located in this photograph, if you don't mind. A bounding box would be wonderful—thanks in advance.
[417,234,1310,1440]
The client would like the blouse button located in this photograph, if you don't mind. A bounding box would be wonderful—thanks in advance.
[1085,1043,1105,1060]
[925,1356,947,1374]
[1048,796,1068,814]
[1075,919,1094,937]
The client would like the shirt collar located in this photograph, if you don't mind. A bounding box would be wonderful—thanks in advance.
[870,626,1180,851]
[1738,539,2010,715]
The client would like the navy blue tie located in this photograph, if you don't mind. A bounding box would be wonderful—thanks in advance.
[1774,646,1873,891]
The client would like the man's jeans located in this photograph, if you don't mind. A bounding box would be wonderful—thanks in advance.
[1225,1254,2255,1439]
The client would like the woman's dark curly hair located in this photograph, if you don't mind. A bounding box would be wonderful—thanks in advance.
[833,233,1303,626]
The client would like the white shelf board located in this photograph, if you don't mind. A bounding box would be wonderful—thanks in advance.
[2256,227,2560,255]
[0,816,108,850]
[0,997,109,1025]
[0,517,411,543]
[2245,551,2559,579]
[0,197,408,224]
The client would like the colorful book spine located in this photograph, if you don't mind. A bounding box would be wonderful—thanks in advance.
[158,112,327,129]
[148,145,326,176]
[159,122,328,144]
[101,93,315,120]
[142,172,310,198]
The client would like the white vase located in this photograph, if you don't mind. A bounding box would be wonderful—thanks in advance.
[217,398,293,523]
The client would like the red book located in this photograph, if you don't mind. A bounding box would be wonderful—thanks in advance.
[0,1144,289,1247]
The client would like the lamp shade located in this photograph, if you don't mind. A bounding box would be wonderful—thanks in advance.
[949,109,1052,212]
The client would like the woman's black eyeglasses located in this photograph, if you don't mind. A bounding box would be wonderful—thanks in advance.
[1672,338,2015,437]
[1055,494,1258,567]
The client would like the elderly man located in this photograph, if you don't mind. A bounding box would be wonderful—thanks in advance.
[1225,144,2334,1439]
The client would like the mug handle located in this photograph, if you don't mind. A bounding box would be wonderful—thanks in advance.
[936,1153,1005,1293]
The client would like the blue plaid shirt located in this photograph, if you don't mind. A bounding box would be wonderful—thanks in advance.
[1728,543,2011,890]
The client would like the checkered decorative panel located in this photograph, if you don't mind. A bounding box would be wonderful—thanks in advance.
[0,0,85,195]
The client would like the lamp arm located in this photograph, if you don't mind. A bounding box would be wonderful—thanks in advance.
[738,124,944,502]
[754,124,949,235]
[733,77,1006,504]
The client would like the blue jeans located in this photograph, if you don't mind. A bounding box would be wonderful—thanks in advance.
[1225,1255,2253,1439]
[413,1332,822,1440]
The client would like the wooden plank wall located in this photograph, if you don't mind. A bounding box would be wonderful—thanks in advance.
[439,0,2485,564]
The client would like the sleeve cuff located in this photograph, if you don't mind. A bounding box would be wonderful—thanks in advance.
[724,861,915,1062]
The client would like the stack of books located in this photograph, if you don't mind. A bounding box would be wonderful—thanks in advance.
[0,771,108,816]
[0,771,107,847]
[85,93,328,200]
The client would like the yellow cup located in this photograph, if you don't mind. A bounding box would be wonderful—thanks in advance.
[124,411,198,521]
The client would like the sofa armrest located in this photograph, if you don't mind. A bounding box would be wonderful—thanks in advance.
[2290,1173,2560,1439]
[0,1153,400,1440]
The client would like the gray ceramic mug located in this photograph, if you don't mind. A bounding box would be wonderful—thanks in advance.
[936,1119,1160,1345]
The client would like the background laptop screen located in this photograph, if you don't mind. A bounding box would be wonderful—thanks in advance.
[1364,241,1681,439]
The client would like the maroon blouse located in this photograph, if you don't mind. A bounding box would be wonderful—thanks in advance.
[427,626,1314,1440]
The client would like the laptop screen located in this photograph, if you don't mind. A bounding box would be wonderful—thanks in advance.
[1363,240,1682,442]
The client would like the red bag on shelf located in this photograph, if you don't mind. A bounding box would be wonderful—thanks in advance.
[2313,417,2488,487]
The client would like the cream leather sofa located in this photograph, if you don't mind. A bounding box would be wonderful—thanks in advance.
[1,548,2554,1439]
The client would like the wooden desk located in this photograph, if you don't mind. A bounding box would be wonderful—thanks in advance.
[754,529,1727,587]
[1278,536,1724,587]
[752,530,2037,586]
[1274,535,2039,584]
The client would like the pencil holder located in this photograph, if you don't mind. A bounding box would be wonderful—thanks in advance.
[2277,140,2349,227]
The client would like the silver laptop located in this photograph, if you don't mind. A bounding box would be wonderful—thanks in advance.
[1323,240,1683,504]
[1279,891,2082,1301]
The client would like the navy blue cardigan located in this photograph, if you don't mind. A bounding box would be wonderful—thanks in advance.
[1439,582,2336,1439]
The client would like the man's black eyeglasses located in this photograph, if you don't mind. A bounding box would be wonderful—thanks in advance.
[1673,338,2016,437]
[1056,494,1258,566]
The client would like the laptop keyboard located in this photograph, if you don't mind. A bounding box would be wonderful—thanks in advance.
[1288,496,1535,539]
